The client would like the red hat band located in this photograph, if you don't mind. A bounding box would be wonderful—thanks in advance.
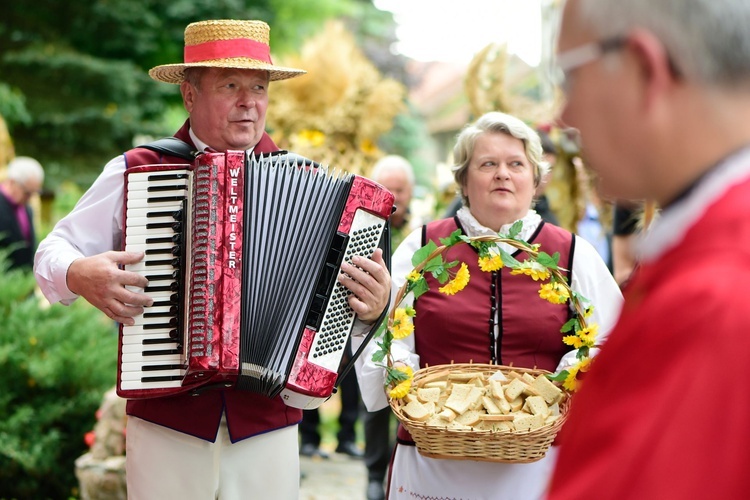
[184,38,273,65]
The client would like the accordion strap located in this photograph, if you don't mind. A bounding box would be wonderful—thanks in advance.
[137,137,200,161]
[335,228,392,390]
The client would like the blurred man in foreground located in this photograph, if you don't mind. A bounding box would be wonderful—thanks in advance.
[548,1,750,498]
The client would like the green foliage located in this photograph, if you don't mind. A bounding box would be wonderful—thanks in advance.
[0,0,357,189]
[0,83,31,127]
[0,255,118,499]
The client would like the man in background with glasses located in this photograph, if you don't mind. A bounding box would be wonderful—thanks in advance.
[548,0,750,498]
[0,156,44,270]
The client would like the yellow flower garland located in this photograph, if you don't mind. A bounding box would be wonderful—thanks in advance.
[372,221,598,398]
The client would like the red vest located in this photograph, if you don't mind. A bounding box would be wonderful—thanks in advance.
[398,217,574,442]
[124,120,302,442]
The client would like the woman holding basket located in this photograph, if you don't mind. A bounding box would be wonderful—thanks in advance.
[354,111,623,499]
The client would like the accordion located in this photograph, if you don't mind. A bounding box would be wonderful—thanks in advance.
[116,150,394,409]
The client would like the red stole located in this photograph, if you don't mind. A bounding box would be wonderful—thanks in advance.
[124,120,303,442]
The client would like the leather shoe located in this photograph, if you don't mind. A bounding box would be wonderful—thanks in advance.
[366,479,386,500]
[299,443,329,459]
[335,441,364,458]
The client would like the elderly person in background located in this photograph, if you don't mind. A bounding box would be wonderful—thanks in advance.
[370,154,418,252]
[34,19,391,500]
[0,156,44,270]
[548,0,750,498]
[355,111,623,499]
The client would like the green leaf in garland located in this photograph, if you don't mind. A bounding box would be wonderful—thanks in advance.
[371,348,387,363]
[432,267,450,284]
[547,370,569,382]
[560,317,578,333]
[507,220,523,238]
[412,240,438,268]
[412,277,430,299]
[439,229,465,247]
[536,251,560,270]
[385,367,409,385]
[498,246,521,268]
[576,345,590,360]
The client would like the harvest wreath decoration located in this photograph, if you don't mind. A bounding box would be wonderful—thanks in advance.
[371,220,599,400]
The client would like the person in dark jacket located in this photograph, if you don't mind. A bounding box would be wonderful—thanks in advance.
[0,156,44,270]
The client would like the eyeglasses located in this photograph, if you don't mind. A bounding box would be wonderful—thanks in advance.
[552,36,628,95]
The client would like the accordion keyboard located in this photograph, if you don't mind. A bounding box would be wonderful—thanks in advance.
[119,168,190,392]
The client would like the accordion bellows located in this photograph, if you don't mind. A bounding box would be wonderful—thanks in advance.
[117,151,394,409]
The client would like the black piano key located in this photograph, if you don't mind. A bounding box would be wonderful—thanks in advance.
[143,348,181,356]
[145,236,175,245]
[145,247,174,256]
[143,337,178,345]
[145,221,182,231]
[144,322,173,330]
[146,195,186,203]
[141,363,184,372]
[147,209,183,220]
[141,375,184,383]
[147,184,188,193]
[147,173,189,182]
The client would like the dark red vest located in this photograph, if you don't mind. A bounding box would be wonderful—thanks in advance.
[124,120,302,442]
[398,217,574,442]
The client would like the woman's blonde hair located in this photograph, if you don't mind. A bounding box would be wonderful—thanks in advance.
[452,111,546,207]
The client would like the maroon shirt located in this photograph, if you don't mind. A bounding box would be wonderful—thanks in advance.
[123,120,302,442]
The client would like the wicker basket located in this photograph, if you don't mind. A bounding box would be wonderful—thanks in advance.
[389,363,571,463]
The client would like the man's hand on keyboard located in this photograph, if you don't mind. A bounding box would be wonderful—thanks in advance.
[67,250,153,325]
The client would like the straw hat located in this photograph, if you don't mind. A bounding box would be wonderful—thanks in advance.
[149,19,306,84]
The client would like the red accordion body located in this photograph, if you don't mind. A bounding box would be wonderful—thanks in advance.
[117,151,394,409]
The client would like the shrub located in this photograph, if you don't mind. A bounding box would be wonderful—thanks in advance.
[0,252,118,499]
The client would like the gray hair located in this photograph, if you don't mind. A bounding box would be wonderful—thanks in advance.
[576,0,750,87]
[7,156,44,184]
[452,111,546,206]
[370,155,415,186]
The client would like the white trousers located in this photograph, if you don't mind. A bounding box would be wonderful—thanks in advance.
[126,416,299,500]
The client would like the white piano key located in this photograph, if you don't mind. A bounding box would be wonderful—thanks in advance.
[126,216,180,227]
[121,351,181,363]
[127,179,188,190]
[119,381,184,391]
[121,341,179,352]
[121,331,177,345]
[120,360,185,374]
[127,198,187,210]
[125,262,177,273]
[121,323,177,335]
[119,379,184,390]
[126,225,179,237]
